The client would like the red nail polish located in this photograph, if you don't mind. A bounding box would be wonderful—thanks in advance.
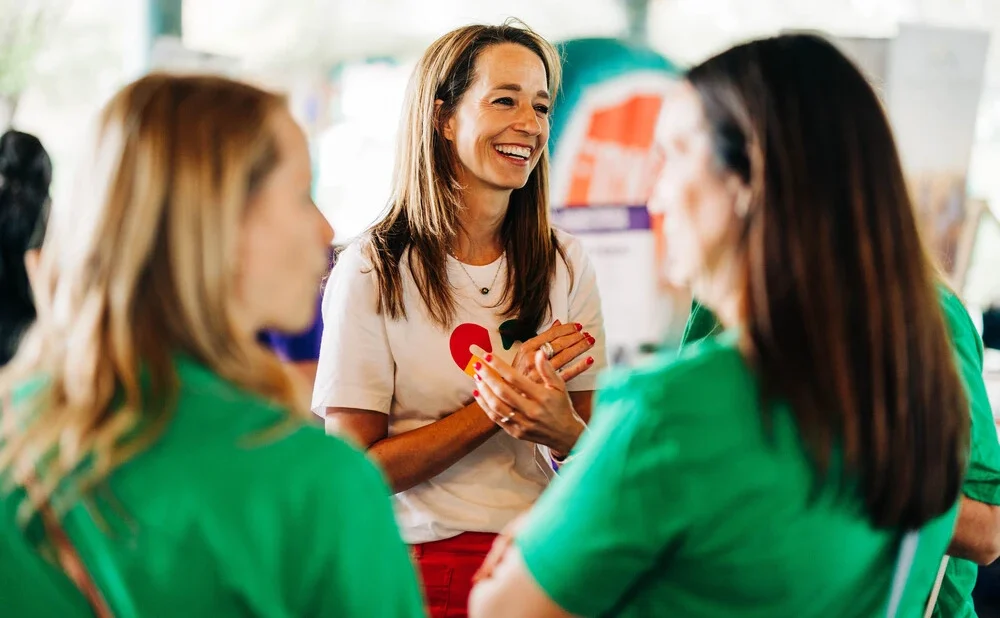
[586,357,594,365]
[485,354,493,362]
[474,374,482,381]
[473,390,480,397]
[575,323,583,332]
[474,362,482,371]
[587,337,596,345]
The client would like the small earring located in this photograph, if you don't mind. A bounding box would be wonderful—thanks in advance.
[735,193,751,218]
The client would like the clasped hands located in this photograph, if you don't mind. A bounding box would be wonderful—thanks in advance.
[470,320,595,457]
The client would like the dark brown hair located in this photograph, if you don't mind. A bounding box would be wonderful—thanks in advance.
[688,34,968,529]
[365,21,567,334]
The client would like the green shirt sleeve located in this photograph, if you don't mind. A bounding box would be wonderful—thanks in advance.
[939,289,1000,505]
[516,369,689,616]
[680,300,722,349]
[297,438,426,618]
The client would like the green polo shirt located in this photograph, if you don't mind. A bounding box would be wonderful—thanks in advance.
[517,330,958,617]
[0,357,425,617]
[679,290,1000,618]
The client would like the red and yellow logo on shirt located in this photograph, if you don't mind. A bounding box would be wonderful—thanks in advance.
[449,323,492,376]
[448,319,538,375]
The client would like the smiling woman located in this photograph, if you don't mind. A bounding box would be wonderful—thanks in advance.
[313,20,608,618]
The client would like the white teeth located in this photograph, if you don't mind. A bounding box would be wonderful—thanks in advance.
[495,145,531,159]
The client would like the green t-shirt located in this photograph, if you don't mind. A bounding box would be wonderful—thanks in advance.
[517,331,959,617]
[680,291,1000,618]
[0,357,425,617]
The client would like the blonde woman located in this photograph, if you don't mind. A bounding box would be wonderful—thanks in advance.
[0,75,425,617]
[314,22,607,616]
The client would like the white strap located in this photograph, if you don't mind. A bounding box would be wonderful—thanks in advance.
[887,531,920,618]
[924,556,949,618]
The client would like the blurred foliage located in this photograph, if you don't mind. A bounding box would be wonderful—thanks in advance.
[0,0,64,126]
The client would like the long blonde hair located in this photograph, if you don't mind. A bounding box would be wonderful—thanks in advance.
[365,21,569,335]
[0,74,299,518]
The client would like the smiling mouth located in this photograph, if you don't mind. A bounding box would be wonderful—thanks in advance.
[494,144,533,161]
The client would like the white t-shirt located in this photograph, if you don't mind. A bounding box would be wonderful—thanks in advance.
[312,228,607,544]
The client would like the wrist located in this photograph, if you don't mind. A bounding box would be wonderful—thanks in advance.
[551,416,586,460]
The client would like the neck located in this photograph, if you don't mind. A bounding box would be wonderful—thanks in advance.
[694,254,745,331]
[452,183,509,265]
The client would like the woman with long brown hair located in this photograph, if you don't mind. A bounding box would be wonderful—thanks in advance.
[314,21,606,616]
[470,34,969,617]
[0,74,424,617]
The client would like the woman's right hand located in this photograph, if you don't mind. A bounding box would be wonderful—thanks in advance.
[509,320,596,384]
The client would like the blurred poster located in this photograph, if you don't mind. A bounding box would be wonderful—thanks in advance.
[548,39,680,362]
[550,38,678,208]
[835,26,990,282]
[884,25,990,280]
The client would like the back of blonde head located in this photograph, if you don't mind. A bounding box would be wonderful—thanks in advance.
[0,74,298,517]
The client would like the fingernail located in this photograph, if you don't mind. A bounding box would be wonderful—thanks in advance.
[586,357,594,365]
[587,337,596,345]
[474,374,482,381]
[473,390,480,397]
[474,362,482,371]
[583,331,591,338]
[485,354,493,362]
[575,323,583,332]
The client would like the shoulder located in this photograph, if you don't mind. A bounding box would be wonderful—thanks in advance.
[332,238,374,274]
[596,335,753,430]
[936,285,984,363]
[172,358,296,429]
[552,228,590,267]
[274,424,384,487]
[322,239,381,305]
[175,362,388,493]
[937,286,978,338]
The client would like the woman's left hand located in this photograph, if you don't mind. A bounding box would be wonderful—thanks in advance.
[472,350,588,455]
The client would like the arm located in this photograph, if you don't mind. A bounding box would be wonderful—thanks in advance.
[472,369,688,617]
[940,292,1000,565]
[326,404,500,494]
[470,547,572,618]
[948,497,1000,564]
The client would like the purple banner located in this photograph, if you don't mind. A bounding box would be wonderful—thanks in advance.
[550,205,651,234]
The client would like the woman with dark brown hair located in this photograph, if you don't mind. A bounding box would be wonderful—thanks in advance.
[469,34,969,617]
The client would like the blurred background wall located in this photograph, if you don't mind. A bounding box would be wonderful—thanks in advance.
[2,0,998,373]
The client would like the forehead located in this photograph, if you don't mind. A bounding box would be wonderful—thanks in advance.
[269,109,310,171]
[470,42,549,93]
[655,81,706,140]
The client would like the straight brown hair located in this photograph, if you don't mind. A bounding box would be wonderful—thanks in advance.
[365,21,567,335]
[688,34,968,529]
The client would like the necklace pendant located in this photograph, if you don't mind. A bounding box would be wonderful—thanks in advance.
[480,287,489,295]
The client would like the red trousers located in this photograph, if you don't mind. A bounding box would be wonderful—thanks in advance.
[411,532,498,618]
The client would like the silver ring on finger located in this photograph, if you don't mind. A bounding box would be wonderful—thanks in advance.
[540,342,555,359]
[501,410,516,423]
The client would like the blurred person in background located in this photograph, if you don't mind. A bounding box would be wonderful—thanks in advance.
[0,74,424,617]
[470,34,968,617]
[0,130,52,367]
[314,21,606,617]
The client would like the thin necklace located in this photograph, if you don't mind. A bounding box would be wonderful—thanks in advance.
[454,254,505,296]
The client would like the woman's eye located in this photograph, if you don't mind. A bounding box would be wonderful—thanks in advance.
[493,97,515,106]
[535,105,550,115]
